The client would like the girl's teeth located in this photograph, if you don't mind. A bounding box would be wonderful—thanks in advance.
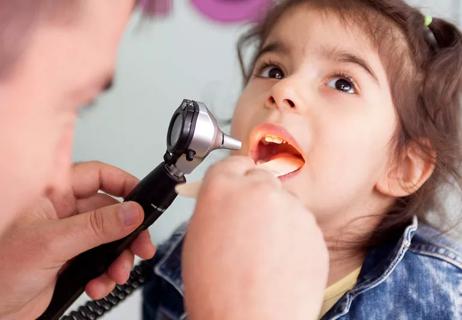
[263,135,284,144]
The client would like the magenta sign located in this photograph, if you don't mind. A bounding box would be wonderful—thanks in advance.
[191,0,272,22]
[142,0,272,23]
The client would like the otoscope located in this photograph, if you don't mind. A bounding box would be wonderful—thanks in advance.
[38,99,241,320]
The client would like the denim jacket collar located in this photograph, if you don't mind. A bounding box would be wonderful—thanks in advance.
[322,216,419,319]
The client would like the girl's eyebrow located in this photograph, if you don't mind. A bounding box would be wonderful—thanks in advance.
[320,46,379,83]
[255,40,290,62]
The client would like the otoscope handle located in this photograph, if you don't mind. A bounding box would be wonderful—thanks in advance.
[38,162,185,320]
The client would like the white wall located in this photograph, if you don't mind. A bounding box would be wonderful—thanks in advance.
[72,1,461,319]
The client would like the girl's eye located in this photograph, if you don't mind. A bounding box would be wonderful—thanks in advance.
[258,65,284,79]
[327,76,357,94]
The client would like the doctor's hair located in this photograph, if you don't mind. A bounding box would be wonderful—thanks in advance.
[237,0,462,247]
[0,0,156,79]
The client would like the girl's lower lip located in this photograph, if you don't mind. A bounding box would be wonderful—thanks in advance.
[277,166,303,181]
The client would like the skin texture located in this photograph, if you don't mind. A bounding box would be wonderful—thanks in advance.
[0,1,156,318]
[0,1,135,224]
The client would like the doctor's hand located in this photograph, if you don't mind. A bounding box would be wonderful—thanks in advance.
[182,156,329,320]
[0,161,156,320]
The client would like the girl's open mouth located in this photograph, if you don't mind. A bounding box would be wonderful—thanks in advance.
[250,124,306,178]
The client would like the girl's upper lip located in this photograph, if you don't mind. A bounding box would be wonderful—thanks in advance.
[248,123,305,161]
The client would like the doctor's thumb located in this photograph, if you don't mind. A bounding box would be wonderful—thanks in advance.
[51,201,144,261]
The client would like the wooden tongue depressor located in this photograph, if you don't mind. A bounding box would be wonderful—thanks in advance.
[175,157,304,199]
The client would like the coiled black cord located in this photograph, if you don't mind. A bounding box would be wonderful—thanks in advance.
[60,260,152,320]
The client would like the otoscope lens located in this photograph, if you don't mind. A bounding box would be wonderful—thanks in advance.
[169,113,183,146]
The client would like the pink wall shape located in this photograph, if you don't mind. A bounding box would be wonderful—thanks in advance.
[191,0,272,23]
[140,0,173,16]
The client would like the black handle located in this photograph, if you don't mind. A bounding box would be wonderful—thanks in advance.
[38,163,185,320]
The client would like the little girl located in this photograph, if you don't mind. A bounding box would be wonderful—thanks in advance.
[143,0,462,319]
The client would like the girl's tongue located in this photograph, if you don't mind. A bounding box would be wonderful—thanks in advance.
[257,156,304,177]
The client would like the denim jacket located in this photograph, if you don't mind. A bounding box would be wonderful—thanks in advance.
[142,217,462,319]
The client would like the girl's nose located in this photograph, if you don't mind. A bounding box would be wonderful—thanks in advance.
[264,79,300,111]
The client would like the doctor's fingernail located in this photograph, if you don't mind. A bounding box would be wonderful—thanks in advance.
[119,202,140,226]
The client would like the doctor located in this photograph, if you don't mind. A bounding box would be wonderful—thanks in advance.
[0,1,327,319]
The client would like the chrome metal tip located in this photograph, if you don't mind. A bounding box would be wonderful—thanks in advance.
[221,134,242,150]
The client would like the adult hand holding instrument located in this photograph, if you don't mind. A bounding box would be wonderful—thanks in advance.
[38,99,241,320]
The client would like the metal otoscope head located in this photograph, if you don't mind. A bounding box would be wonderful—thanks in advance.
[164,99,241,174]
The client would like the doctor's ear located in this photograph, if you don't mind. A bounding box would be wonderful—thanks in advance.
[376,141,436,197]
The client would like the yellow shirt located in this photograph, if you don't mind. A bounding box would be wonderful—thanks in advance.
[318,267,362,318]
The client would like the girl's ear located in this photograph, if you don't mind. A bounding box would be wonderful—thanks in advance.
[376,142,435,197]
